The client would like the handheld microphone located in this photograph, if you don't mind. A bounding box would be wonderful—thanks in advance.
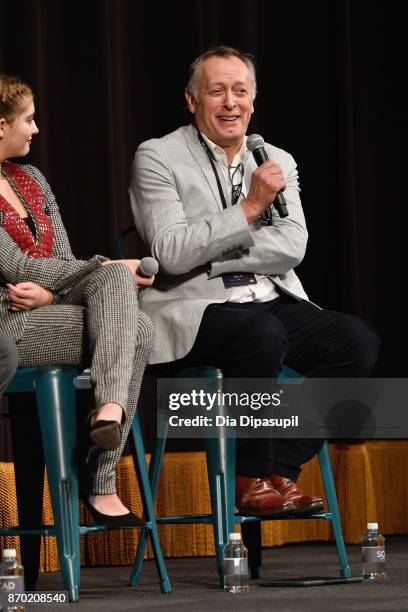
[138,257,159,278]
[247,134,289,218]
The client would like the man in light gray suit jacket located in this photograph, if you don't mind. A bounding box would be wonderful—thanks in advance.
[130,46,379,516]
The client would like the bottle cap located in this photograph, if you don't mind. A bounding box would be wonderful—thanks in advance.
[2,549,17,560]
[367,522,378,530]
[228,533,241,541]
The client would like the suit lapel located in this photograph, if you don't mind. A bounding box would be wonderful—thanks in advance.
[184,124,223,212]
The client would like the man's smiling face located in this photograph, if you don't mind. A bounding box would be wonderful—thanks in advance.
[186,55,254,155]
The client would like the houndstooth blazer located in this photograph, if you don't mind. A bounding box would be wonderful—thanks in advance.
[0,164,105,343]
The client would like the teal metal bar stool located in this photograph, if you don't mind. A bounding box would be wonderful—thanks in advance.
[3,366,172,601]
[131,366,235,588]
[131,365,351,586]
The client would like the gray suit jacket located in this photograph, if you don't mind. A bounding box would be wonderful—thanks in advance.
[0,164,104,343]
[130,123,310,364]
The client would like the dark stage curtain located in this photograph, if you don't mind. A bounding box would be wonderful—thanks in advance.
[0,0,405,458]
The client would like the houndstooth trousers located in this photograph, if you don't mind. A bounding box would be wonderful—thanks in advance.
[16,263,154,494]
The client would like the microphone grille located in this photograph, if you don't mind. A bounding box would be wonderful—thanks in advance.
[247,134,265,152]
[139,257,159,277]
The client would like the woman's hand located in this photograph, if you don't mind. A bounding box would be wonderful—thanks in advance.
[102,259,155,287]
[7,282,54,311]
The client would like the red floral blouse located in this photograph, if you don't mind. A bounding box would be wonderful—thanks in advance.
[0,161,55,258]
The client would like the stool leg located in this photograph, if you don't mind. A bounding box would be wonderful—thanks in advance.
[9,394,44,590]
[241,521,262,579]
[35,368,80,602]
[318,441,352,577]
[205,434,236,587]
[130,406,168,587]
[184,367,236,587]
[130,413,171,593]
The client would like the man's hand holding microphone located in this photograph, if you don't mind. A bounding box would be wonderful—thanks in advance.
[241,134,289,225]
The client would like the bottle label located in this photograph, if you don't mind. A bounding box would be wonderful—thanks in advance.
[0,573,24,593]
[224,558,248,577]
[362,546,385,563]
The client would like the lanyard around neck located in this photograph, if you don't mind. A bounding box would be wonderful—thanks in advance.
[195,126,273,226]
[195,127,229,210]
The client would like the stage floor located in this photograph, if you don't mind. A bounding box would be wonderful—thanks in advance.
[32,535,406,611]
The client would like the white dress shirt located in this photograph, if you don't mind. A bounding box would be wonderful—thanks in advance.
[202,134,279,303]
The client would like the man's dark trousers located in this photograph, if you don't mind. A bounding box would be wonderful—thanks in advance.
[171,295,380,479]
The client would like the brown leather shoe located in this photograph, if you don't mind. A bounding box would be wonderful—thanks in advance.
[236,475,296,516]
[269,474,324,515]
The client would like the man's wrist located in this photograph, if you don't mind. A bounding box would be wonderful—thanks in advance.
[241,197,260,224]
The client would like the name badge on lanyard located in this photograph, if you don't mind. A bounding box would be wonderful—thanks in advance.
[222,272,257,288]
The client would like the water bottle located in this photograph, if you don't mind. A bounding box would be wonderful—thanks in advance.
[0,549,24,611]
[223,532,249,593]
[361,522,386,580]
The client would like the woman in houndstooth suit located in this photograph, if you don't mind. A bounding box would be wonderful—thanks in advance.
[0,74,154,527]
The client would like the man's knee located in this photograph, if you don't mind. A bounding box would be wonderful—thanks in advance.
[335,314,380,375]
[354,318,380,374]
